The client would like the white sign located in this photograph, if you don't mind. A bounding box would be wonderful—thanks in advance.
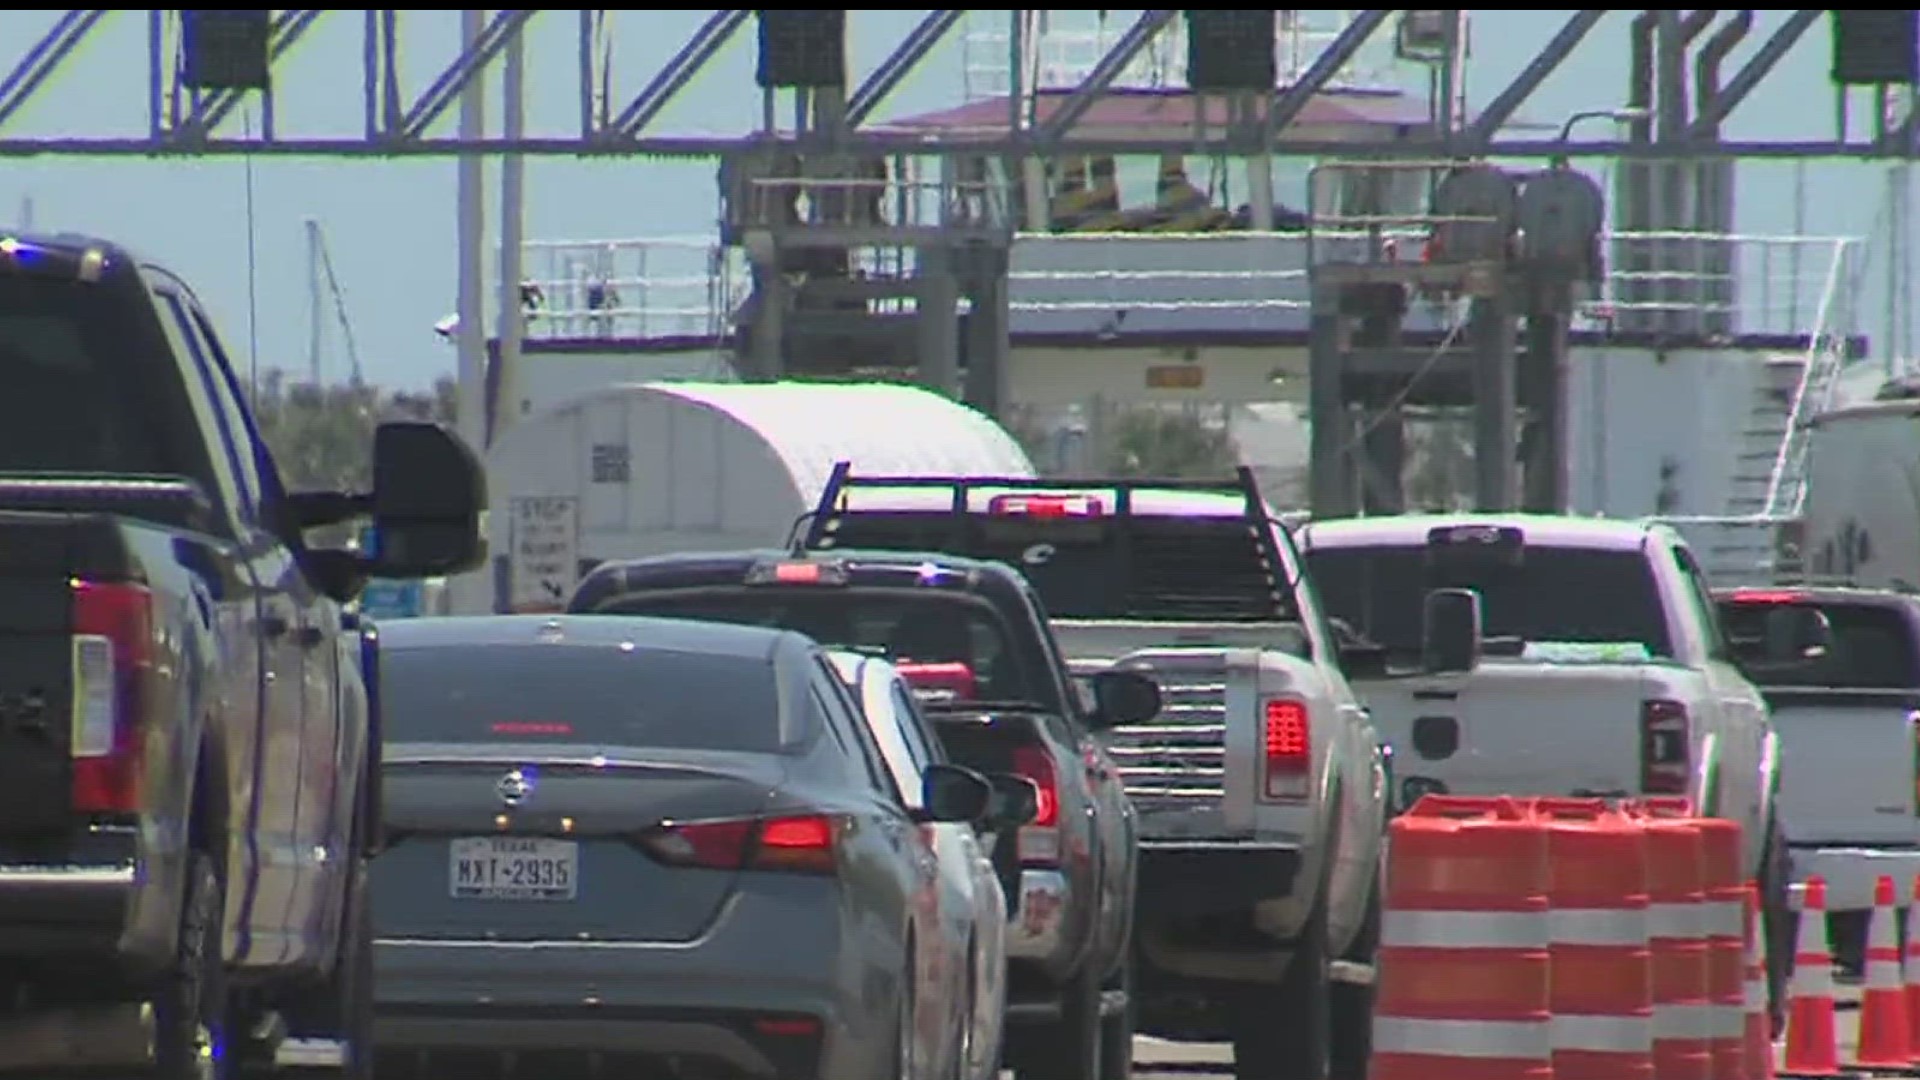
[509,496,580,613]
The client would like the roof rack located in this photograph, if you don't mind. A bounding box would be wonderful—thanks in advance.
[802,462,1297,621]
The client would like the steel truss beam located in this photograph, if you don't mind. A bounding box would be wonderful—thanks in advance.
[0,9,1902,160]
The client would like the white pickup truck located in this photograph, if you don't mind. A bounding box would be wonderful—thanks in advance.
[1295,514,1790,1017]
[804,466,1389,1080]
[1715,585,1920,972]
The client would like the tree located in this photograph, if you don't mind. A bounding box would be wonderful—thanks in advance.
[247,371,459,492]
[1105,407,1241,478]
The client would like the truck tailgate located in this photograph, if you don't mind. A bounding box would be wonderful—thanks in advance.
[1764,687,1920,846]
[1359,663,1655,800]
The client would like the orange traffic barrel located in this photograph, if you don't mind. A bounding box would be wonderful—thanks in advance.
[1641,797,1747,1079]
[1626,798,1712,1080]
[1372,795,1552,1080]
[1532,797,1655,1080]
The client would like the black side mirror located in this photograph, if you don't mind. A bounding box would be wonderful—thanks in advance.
[1422,587,1483,674]
[983,773,1040,830]
[918,763,993,824]
[367,422,486,579]
[1088,669,1161,730]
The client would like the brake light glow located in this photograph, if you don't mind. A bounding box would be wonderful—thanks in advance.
[744,559,848,587]
[773,562,822,584]
[1262,697,1311,800]
[70,580,154,815]
[1009,744,1061,866]
[1640,699,1692,795]
[639,813,840,875]
[1727,590,1806,605]
[491,721,573,736]
[895,662,977,703]
[986,493,1106,518]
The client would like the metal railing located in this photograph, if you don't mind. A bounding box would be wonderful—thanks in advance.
[1759,237,1863,518]
[958,10,1399,102]
[728,173,1011,234]
[519,237,744,341]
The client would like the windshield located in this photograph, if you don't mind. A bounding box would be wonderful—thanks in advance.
[825,511,1300,622]
[601,588,1038,704]
[1306,543,1673,659]
[1719,599,1920,690]
[380,644,785,752]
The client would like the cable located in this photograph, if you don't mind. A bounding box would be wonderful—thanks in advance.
[241,104,262,396]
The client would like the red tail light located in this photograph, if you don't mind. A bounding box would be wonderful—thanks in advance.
[895,662,977,703]
[1640,699,1692,795]
[639,813,840,875]
[1262,697,1311,800]
[70,580,154,814]
[986,493,1106,518]
[1009,745,1061,866]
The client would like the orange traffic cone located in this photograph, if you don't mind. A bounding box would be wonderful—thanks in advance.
[1744,882,1774,1080]
[1783,877,1840,1076]
[1906,873,1920,1063]
[1858,874,1913,1068]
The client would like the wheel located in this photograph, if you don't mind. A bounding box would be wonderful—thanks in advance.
[1231,902,1331,1080]
[1098,951,1135,1080]
[1330,870,1382,1080]
[1013,962,1102,1080]
[1759,814,1792,1039]
[896,947,919,1080]
[149,851,233,1080]
[953,940,976,1080]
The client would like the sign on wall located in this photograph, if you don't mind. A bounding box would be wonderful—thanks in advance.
[509,496,581,613]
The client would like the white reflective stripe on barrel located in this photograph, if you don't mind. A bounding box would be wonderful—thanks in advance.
[1548,907,1648,947]
[1373,1017,1552,1059]
[1381,909,1551,949]
[1710,1002,1747,1038]
[1550,1013,1653,1053]
[1652,1002,1712,1039]
[1701,899,1744,938]
[1744,972,1765,1011]
[1866,957,1904,989]
[1648,901,1703,940]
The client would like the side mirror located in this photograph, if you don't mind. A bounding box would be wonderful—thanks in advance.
[982,773,1040,830]
[1422,587,1483,675]
[367,422,487,579]
[918,763,994,824]
[1088,669,1161,730]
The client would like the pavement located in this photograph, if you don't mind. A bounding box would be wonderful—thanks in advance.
[1125,983,1865,1078]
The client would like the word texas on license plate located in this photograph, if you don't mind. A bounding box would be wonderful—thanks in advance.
[449,836,577,901]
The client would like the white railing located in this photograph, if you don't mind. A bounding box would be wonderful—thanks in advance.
[519,237,744,341]
[1760,237,1863,518]
[958,10,1402,102]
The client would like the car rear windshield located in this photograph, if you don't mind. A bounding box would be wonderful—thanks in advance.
[380,644,784,752]
[0,274,201,479]
[1718,599,1920,689]
[1306,543,1674,659]
[600,588,1039,705]
[822,511,1298,622]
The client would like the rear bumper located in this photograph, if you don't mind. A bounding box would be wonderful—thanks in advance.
[374,1006,819,1078]
[0,826,168,970]
[1136,842,1303,922]
[1790,845,1920,912]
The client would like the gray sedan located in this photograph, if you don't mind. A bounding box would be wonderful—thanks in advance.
[365,614,993,1080]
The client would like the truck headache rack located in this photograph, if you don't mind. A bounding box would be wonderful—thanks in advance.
[803,462,1295,622]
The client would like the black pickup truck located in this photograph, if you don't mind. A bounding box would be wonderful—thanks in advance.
[0,231,485,1079]
[569,548,1157,1080]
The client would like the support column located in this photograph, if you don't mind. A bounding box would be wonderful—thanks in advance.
[1246,152,1275,232]
[1360,407,1407,514]
[450,8,490,616]
[915,246,961,397]
[493,26,528,440]
[1470,291,1518,511]
[1308,307,1355,518]
[1519,286,1572,513]
[744,262,787,382]
[961,244,1011,416]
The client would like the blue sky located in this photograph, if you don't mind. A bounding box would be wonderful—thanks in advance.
[0,10,1908,389]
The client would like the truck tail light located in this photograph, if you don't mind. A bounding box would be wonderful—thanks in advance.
[1640,698,1692,795]
[1009,744,1061,867]
[985,493,1106,518]
[70,580,155,815]
[1262,697,1311,801]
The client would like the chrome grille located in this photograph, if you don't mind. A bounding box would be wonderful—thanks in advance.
[1081,651,1230,811]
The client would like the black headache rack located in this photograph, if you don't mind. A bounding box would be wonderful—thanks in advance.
[801,462,1296,622]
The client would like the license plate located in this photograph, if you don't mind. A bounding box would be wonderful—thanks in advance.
[448,836,578,901]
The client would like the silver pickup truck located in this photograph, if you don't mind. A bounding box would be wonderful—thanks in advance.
[804,466,1388,1080]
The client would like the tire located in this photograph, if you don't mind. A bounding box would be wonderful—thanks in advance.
[150,851,233,1080]
[1760,814,1792,1039]
[1097,951,1135,1080]
[1013,962,1102,1080]
[1231,901,1331,1080]
[1330,870,1382,1080]
[953,940,976,1080]
[894,947,918,1080]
